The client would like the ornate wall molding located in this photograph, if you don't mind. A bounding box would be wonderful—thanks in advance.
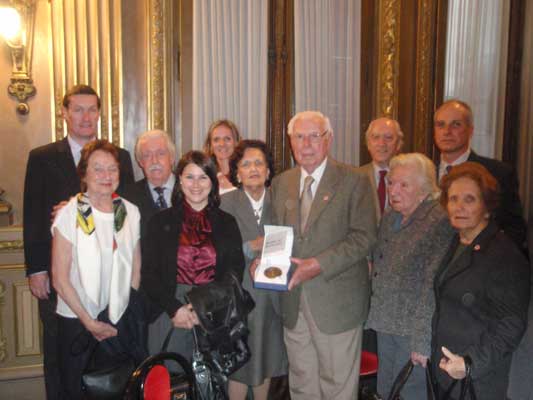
[147,0,175,136]
[0,280,6,363]
[49,0,123,146]
[0,241,23,253]
[376,0,401,118]
[266,0,294,173]
[413,0,438,153]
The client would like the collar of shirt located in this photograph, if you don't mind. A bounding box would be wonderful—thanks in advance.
[244,188,266,218]
[299,157,328,197]
[439,148,471,179]
[67,135,90,166]
[372,162,389,185]
[148,174,176,206]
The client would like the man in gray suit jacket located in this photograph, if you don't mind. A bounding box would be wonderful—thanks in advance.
[359,117,403,223]
[269,111,377,400]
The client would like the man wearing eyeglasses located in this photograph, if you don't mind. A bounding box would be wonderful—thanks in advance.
[434,99,526,249]
[269,111,377,400]
[23,85,134,399]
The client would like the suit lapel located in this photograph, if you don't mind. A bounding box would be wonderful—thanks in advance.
[363,163,382,221]
[437,222,498,288]
[142,179,158,210]
[304,159,339,232]
[284,169,301,235]
[260,189,272,234]
[55,138,80,190]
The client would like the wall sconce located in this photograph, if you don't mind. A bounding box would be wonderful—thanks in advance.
[0,0,36,115]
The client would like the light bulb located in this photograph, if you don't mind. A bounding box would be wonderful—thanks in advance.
[0,7,22,42]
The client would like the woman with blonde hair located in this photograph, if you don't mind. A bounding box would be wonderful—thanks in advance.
[203,119,242,194]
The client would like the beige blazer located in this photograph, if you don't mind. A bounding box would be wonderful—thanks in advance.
[271,158,377,334]
[358,162,391,224]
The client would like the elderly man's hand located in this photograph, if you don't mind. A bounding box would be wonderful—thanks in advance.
[439,346,466,379]
[249,258,261,280]
[28,273,50,300]
[288,257,321,290]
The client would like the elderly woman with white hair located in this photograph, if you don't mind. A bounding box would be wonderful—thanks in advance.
[366,153,455,399]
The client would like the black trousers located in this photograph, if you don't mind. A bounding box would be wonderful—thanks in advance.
[39,293,62,400]
[57,316,107,400]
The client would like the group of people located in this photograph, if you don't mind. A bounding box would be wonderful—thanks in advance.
[22,84,530,400]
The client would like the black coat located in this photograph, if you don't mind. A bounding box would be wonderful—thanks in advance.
[141,203,245,319]
[507,218,533,399]
[121,178,176,254]
[467,152,526,249]
[431,221,530,400]
[23,137,134,275]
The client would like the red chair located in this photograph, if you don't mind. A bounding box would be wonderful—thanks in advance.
[360,350,378,376]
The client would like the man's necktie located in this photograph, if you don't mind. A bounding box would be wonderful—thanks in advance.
[154,186,168,209]
[378,170,387,214]
[440,164,453,182]
[300,176,315,233]
[253,206,262,225]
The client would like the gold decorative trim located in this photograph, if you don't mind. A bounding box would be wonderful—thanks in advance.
[14,281,41,357]
[377,0,401,118]
[413,0,437,153]
[0,280,6,362]
[0,240,24,252]
[148,0,166,131]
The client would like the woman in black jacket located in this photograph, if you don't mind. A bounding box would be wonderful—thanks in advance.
[432,162,530,399]
[142,150,245,358]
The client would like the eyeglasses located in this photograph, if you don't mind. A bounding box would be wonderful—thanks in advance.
[291,129,329,143]
[239,159,266,169]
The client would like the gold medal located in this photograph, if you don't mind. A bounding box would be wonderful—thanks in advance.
[264,266,282,279]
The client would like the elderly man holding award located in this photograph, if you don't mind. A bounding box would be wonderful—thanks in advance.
[254,111,377,400]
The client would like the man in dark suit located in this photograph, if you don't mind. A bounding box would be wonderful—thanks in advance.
[434,99,526,248]
[121,129,176,251]
[269,111,376,400]
[359,117,403,224]
[23,85,134,399]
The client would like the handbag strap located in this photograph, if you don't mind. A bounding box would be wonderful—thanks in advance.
[161,326,175,352]
[387,360,414,400]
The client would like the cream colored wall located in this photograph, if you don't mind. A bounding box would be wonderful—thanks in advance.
[0,1,52,225]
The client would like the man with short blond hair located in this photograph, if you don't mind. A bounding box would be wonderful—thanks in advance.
[270,111,376,399]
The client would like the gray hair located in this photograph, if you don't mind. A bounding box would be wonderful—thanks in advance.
[365,117,404,148]
[287,111,333,136]
[134,129,176,163]
[389,153,440,199]
[436,99,474,127]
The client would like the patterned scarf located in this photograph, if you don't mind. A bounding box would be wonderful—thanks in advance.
[77,192,127,246]
[75,192,130,324]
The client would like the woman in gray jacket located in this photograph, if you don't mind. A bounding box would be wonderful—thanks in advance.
[366,153,455,399]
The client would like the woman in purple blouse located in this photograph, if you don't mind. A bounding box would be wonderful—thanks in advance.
[142,150,245,359]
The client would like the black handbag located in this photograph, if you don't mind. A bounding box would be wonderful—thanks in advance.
[82,354,136,400]
[124,326,196,400]
[386,359,436,400]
